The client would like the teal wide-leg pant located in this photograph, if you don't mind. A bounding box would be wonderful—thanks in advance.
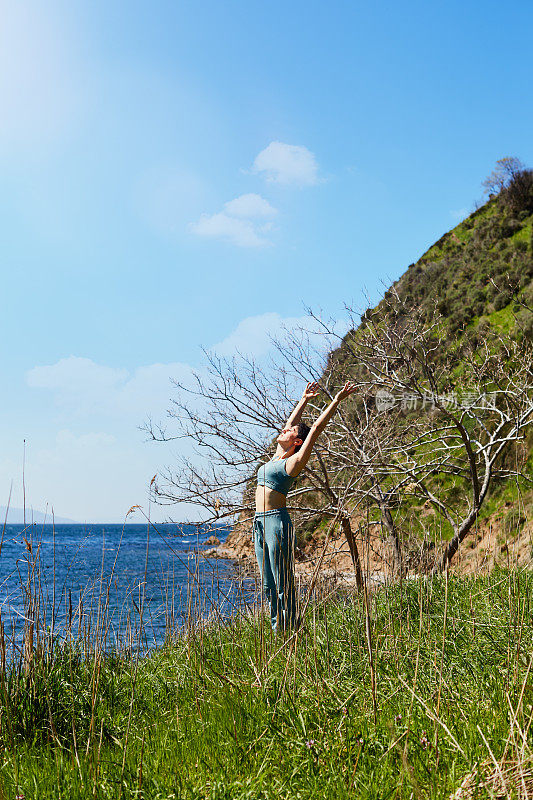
[253,509,296,632]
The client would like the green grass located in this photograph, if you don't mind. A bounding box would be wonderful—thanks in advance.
[3,571,533,799]
[510,219,532,245]
[485,303,518,334]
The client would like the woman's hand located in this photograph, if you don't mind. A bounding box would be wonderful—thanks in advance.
[334,381,357,402]
[303,382,320,400]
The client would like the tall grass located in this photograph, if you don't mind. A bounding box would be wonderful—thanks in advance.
[1,514,533,800]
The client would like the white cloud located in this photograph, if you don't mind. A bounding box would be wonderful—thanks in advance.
[251,142,319,186]
[28,357,128,396]
[212,313,303,357]
[26,356,195,417]
[223,193,277,218]
[212,312,349,358]
[191,212,269,247]
[190,193,277,248]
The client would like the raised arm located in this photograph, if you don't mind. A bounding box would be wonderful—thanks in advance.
[285,382,320,427]
[286,382,357,476]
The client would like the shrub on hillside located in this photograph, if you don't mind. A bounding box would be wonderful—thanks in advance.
[502,169,533,214]
[494,290,513,311]
[483,156,525,195]
[500,217,523,237]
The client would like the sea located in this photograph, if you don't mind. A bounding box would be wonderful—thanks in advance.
[0,522,256,659]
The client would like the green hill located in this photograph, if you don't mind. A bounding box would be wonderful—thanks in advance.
[390,196,532,339]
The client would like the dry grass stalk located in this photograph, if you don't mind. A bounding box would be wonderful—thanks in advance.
[451,756,533,800]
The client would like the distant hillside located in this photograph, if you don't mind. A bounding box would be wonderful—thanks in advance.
[0,507,78,525]
[330,169,533,392]
[389,190,532,339]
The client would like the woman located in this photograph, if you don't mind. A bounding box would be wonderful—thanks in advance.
[254,380,357,632]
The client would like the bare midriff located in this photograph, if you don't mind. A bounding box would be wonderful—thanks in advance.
[255,485,287,513]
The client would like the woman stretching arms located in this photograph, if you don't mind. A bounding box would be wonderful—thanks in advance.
[254,381,357,632]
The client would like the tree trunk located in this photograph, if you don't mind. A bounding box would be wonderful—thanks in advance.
[432,511,478,573]
[340,516,364,590]
[432,462,494,573]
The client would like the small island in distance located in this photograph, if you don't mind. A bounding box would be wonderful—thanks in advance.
[0,506,78,525]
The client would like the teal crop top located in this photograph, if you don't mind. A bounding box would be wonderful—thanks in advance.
[257,458,296,496]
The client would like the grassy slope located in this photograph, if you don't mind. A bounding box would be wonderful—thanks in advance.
[390,196,533,334]
[3,571,533,799]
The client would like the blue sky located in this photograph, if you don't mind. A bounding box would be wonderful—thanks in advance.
[1,0,532,522]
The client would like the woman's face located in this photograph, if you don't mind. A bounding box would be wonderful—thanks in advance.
[277,425,302,448]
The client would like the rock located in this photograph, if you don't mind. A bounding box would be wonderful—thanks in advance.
[204,535,221,546]
[202,547,220,558]
[200,545,242,560]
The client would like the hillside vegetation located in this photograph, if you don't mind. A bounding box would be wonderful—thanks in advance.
[389,195,532,340]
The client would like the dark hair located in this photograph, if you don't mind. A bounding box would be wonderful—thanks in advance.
[294,422,311,453]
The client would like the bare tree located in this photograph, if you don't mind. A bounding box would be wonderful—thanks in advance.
[482,157,525,196]
[146,339,372,588]
[147,307,429,582]
[317,295,533,572]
